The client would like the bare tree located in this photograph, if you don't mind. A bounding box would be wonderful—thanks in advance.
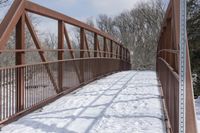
[96,14,120,40]
[132,0,164,69]
[106,0,165,69]
[0,0,8,4]
[0,0,10,7]
[86,17,95,27]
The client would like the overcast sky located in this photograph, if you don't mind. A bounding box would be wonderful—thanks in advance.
[0,0,170,23]
[0,0,169,35]
[30,0,169,21]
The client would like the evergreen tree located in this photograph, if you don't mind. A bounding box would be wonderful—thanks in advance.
[187,0,200,96]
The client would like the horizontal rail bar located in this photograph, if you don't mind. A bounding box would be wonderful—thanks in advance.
[158,57,179,80]
[157,49,179,54]
[0,49,118,54]
[0,58,130,70]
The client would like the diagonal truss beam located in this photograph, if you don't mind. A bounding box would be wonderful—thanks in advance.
[84,34,90,57]
[96,37,101,57]
[116,46,119,58]
[25,13,59,93]
[0,0,25,51]
[64,27,75,58]
[63,26,82,83]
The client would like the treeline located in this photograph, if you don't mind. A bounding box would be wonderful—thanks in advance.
[87,0,165,69]
[0,0,9,7]
[187,0,200,96]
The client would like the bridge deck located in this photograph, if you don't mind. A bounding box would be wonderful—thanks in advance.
[1,71,166,133]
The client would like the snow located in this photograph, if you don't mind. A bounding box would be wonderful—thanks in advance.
[196,96,200,132]
[0,71,166,133]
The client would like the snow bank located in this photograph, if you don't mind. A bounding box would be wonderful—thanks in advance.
[1,71,166,133]
[196,96,200,132]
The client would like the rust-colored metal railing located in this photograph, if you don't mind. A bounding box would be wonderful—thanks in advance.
[0,0,131,125]
[156,0,197,133]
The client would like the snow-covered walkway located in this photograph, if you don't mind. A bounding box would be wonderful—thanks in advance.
[1,71,166,133]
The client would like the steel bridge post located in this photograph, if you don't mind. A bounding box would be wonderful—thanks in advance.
[80,28,85,83]
[16,14,25,112]
[110,40,113,58]
[103,37,107,57]
[94,33,98,58]
[58,20,64,92]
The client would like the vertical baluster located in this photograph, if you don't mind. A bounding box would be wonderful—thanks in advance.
[24,67,26,108]
[0,70,2,120]
[12,69,15,116]
[25,67,27,108]
[42,65,45,100]
[3,69,5,119]
[30,66,33,107]
[34,65,36,105]
[10,68,12,116]
[8,69,11,118]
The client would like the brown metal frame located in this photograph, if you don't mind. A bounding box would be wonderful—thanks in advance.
[0,0,130,126]
[156,0,197,132]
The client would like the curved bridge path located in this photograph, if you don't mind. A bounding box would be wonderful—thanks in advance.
[1,71,166,133]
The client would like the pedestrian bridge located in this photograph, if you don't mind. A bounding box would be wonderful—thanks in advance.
[0,0,198,133]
